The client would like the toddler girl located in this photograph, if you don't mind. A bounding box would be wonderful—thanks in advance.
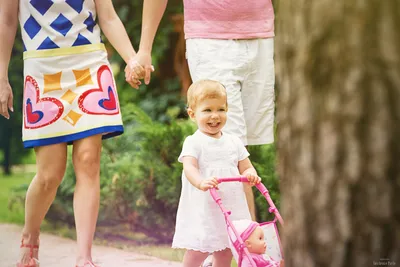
[172,79,261,267]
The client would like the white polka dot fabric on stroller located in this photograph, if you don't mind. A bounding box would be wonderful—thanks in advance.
[209,177,284,267]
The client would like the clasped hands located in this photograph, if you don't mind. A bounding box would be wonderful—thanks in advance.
[124,51,154,89]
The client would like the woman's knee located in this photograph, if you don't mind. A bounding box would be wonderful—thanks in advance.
[73,149,101,176]
[34,143,67,191]
[36,167,65,191]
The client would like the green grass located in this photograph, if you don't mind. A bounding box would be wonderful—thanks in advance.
[0,171,186,263]
[134,246,185,261]
[21,150,36,165]
[0,170,239,265]
[0,172,33,224]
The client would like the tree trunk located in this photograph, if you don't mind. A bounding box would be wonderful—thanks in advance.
[276,1,400,266]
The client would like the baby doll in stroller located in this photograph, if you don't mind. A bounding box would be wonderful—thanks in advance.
[232,219,284,267]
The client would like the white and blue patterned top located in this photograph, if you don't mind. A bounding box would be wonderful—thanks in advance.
[19,0,102,52]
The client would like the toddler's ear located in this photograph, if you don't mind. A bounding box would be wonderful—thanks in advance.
[245,239,252,248]
[187,108,195,121]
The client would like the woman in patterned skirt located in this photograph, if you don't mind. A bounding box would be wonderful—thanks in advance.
[0,0,144,266]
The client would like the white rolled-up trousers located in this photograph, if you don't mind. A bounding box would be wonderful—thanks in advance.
[186,38,275,146]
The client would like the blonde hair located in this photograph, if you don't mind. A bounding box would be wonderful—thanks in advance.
[186,79,227,110]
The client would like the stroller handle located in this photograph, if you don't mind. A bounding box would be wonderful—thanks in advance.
[210,176,284,226]
[216,177,249,183]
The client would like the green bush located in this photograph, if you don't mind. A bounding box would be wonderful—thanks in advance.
[54,104,280,243]
[248,145,281,222]
[110,0,186,123]
[57,104,195,243]
[99,104,196,243]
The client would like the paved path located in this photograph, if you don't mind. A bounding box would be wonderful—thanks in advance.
[0,224,181,267]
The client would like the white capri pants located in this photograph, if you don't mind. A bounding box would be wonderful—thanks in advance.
[186,38,275,146]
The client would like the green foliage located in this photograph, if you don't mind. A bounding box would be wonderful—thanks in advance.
[0,33,30,174]
[100,104,195,243]
[37,0,281,243]
[56,104,195,243]
[54,104,280,243]
[109,0,185,123]
[248,145,281,222]
[1,1,185,173]
[0,173,33,224]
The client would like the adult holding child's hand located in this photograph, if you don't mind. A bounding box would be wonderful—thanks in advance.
[125,48,154,88]
[125,0,167,87]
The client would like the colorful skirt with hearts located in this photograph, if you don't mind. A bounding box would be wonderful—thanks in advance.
[22,44,124,148]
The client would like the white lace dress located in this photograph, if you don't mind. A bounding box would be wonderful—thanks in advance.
[172,130,251,252]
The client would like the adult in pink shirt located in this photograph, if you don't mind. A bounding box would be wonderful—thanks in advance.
[131,1,275,266]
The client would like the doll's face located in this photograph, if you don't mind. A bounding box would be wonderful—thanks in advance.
[245,226,266,254]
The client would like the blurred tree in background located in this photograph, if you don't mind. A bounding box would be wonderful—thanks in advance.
[277,0,400,266]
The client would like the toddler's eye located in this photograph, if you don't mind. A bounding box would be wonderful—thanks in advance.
[203,109,211,112]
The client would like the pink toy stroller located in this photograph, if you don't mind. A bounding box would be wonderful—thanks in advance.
[209,177,284,267]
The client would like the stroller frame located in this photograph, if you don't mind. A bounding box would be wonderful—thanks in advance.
[209,177,284,267]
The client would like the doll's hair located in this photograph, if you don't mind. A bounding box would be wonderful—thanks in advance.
[186,79,228,110]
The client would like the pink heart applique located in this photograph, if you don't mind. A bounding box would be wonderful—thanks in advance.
[23,76,64,129]
[78,65,120,115]
[98,86,117,111]
[26,99,44,124]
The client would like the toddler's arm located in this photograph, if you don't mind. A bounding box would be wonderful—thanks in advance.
[182,156,218,191]
[239,158,261,186]
[239,158,260,220]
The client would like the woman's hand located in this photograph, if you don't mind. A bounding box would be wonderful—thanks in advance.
[124,58,145,89]
[0,78,13,119]
[125,50,154,89]
[198,176,219,191]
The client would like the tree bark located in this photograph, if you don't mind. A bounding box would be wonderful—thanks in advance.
[276,1,400,266]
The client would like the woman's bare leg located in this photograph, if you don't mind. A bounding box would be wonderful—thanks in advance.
[20,143,67,264]
[72,134,102,266]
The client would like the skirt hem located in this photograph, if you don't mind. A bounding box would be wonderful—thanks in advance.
[171,245,230,253]
[23,125,124,148]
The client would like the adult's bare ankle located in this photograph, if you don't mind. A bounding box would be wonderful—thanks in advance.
[21,231,40,244]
